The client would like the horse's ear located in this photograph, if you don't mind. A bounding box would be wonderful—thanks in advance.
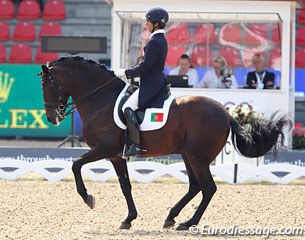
[41,65,49,74]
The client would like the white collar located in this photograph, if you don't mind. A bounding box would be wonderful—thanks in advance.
[150,29,165,39]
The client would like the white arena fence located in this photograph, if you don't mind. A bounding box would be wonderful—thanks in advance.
[0,159,304,184]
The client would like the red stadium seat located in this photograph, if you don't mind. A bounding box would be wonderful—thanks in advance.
[165,45,185,67]
[296,48,305,68]
[219,24,242,44]
[166,24,190,44]
[17,0,40,20]
[9,43,32,63]
[43,0,66,20]
[35,45,58,63]
[38,22,61,40]
[0,43,6,62]
[271,24,281,45]
[0,21,10,41]
[13,21,36,41]
[218,46,240,67]
[297,9,305,24]
[190,45,213,67]
[296,26,305,46]
[193,23,216,44]
[0,0,14,19]
[268,48,281,68]
[245,24,268,46]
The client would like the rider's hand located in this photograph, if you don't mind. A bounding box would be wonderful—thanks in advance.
[115,69,126,78]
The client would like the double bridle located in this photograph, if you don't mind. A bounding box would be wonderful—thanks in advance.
[40,72,118,119]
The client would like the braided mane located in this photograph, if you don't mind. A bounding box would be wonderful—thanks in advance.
[50,55,115,76]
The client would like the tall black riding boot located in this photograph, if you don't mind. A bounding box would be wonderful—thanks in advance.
[124,107,142,156]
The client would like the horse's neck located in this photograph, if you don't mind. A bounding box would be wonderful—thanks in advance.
[75,78,125,122]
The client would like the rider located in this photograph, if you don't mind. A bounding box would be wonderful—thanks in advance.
[117,7,169,156]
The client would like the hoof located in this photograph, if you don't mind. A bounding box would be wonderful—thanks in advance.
[119,222,131,229]
[176,222,190,231]
[85,195,95,209]
[163,219,175,228]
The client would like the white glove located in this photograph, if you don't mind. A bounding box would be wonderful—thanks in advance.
[115,69,126,77]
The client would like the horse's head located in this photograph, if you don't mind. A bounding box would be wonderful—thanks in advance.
[39,64,70,126]
[39,56,125,126]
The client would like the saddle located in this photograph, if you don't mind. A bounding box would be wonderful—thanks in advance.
[113,83,174,131]
[118,84,171,125]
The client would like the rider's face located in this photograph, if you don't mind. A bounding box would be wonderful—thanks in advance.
[146,19,154,33]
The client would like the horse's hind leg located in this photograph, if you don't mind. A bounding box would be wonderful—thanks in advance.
[163,155,201,228]
[111,158,137,230]
[176,162,217,231]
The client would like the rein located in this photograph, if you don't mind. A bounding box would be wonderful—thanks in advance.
[40,73,118,118]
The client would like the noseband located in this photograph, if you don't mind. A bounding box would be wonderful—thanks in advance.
[40,71,118,119]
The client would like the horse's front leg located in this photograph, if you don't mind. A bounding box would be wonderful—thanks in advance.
[110,158,137,229]
[72,147,105,209]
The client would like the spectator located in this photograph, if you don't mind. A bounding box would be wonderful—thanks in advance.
[169,54,199,87]
[245,53,275,89]
[197,55,238,89]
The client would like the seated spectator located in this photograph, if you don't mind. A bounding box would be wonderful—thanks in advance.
[245,53,275,89]
[169,54,199,87]
[197,55,238,89]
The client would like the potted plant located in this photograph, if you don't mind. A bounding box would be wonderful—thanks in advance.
[225,102,263,128]
[292,122,305,150]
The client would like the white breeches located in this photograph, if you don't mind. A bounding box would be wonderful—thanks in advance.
[122,89,139,112]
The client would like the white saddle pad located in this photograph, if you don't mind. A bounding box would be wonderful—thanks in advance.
[113,84,175,131]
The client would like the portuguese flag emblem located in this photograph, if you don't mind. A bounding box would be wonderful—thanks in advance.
[151,113,164,122]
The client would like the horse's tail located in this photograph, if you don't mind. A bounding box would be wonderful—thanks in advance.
[230,112,293,158]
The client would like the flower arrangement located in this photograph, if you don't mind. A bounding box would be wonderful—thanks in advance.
[292,122,305,150]
[226,102,263,127]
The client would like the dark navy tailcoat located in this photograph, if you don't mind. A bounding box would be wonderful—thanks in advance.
[125,32,168,109]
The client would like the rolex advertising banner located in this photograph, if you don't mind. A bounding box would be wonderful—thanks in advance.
[0,64,71,137]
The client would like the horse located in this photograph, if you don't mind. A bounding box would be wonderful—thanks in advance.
[39,56,291,230]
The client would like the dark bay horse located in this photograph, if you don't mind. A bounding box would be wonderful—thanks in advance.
[39,56,291,230]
